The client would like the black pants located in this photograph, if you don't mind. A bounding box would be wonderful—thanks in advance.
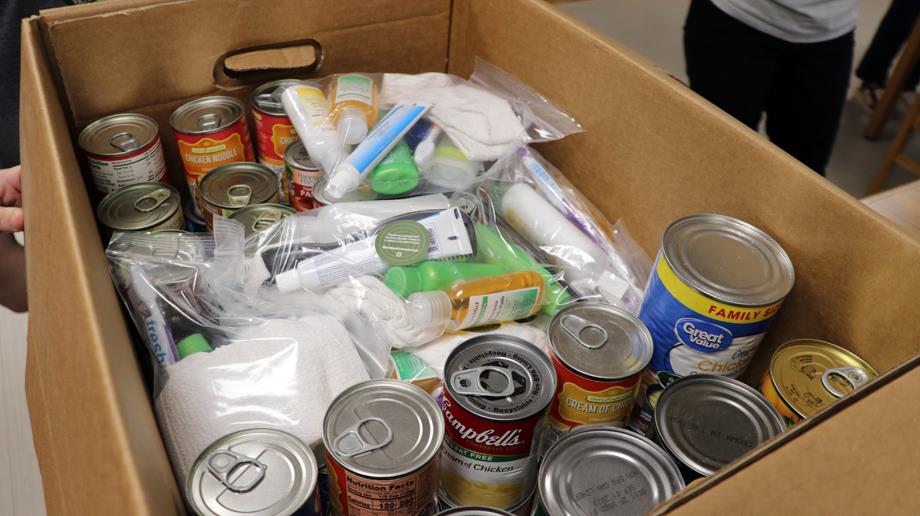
[684,0,854,175]
[855,0,920,90]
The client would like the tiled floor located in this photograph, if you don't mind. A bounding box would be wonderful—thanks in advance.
[3,2,918,515]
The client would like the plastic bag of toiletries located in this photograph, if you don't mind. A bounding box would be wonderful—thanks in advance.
[105,230,373,487]
[482,145,652,314]
[282,59,582,203]
[237,195,577,350]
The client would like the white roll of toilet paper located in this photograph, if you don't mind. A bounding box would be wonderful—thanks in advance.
[155,315,369,486]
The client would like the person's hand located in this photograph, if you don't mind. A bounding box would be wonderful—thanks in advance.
[0,165,24,233]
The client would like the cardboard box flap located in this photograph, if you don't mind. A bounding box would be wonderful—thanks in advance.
[20,17,181,516]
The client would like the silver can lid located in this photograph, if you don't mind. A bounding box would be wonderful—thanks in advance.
[229,204,295,237]
[186,428,318,516]
[170,96,245,135]
[96,182,180,231]
[549,302,653,380]
[284,141,319,172]
[199,163,278,209]
[444,335,556,421]
[79,113,159,157]
[251,79,300,116]
[655,374,785,476]
[662,213,794,307]
[323,380,443,479]
[435,508,514,516]
[538,426,684,516]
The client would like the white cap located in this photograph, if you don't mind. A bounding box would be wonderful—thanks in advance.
[275,269,302,293]
[427,155,482,190]
[324,163,362,200]
[407,290,452,329]
[336,107,369,145]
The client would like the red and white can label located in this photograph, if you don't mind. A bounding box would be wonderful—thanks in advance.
[88,137,168,194]
[439,391,540,509]
[326,452,438,516]
[174,118,254,212]
[286,165,323,212]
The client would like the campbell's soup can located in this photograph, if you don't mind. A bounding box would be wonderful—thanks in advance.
[436,490,532,516]
[96,182,183,237]
[630,213,794,432]
[440,335,555,511]
[251,79,299,199]
[170,96,254,216]
[539,302,653,459]
[198,162,279,229]
[285,141,324,212]
[324,379,443,516]
[760,339,877,426]
[186,429,321,516]
[79,113,168,195]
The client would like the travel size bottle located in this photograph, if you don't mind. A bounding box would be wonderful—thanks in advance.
[385,260,506,297]
[407,270,545,331]
[329,73,378,145]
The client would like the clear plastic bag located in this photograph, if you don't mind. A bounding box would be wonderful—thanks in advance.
[281,60,582,203]
[482,145,652,314]
[105,230,373,486]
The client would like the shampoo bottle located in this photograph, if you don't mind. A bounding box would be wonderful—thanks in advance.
[329,74,378,145]
[385,261,506,297]
[407,270,545,331]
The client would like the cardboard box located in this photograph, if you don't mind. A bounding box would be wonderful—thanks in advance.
[19,0,920,514]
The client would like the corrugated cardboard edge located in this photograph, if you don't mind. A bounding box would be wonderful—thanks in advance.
[20,17,182,516]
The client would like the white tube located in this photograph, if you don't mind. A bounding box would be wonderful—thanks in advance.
[282,83,343,174]
[275,207,473,292]
[500,183,608,282]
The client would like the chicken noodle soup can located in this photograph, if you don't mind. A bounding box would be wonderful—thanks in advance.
[285,141,324,211]
[96,182,183,235]
[324,380,443,516]
[440,335,556,510]
[170,96,255,214]
[532,426,684,516]
[186,428,321,516]
[760,339,877,426]
[654,374,785,481]
[78,113,168,195]
[631,213,794,430]
[229,203,296,237]
[252,79,300,198]
[198,162,279,228]
[540,302,653,458]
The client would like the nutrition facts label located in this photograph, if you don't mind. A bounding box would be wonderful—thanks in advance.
[338,461,437,516]
[88,139,167,193]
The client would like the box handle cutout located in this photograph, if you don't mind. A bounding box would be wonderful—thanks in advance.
[213,38,324,87]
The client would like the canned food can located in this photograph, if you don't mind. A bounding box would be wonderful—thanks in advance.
[79,113,168,195]
[760,339,877,426]
[184,197,209,233]
[252,79,300,198]
[440,335,556,510]
[229,203,296,237]
[198,162,279,228]
[436,489,532,516]
[186,428,321,516]
[170,96,255,215]
[284,141,324,211]
[539,302,653,458]
[631,214,794,431]
[324,379,443,516]
[533,426,684,516]
[96,182,184,235]
[654,374,785,481]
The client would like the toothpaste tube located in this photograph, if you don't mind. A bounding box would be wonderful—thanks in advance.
[130,264,179,367]
[274,207,473,292]
[324,102,431,199]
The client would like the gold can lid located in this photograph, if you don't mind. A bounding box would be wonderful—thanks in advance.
[770,339,877,418]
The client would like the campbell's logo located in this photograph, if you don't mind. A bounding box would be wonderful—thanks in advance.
[443,398,522,448]
[675,318,732,353]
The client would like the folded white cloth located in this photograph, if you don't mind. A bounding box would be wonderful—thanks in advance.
[381,73,526,161]
[156,316,369,486]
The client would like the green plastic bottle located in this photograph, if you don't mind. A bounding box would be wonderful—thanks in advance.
[385,261,505,297]
[176,333,212,359]
[472,224,572,315]
[368,140,419,195]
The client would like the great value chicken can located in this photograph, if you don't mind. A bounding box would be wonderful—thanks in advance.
[440,335,555,511]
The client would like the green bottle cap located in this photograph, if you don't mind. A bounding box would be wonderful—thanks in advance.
[384,266,423,297]
[177,333,212,359]
[369,141,419,195]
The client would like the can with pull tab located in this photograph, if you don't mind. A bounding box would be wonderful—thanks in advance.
[198,162,279,229]
[252,79,300,198]
[79,113,168,195]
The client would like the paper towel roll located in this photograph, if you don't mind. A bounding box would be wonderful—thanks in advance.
[156,315,369,486]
